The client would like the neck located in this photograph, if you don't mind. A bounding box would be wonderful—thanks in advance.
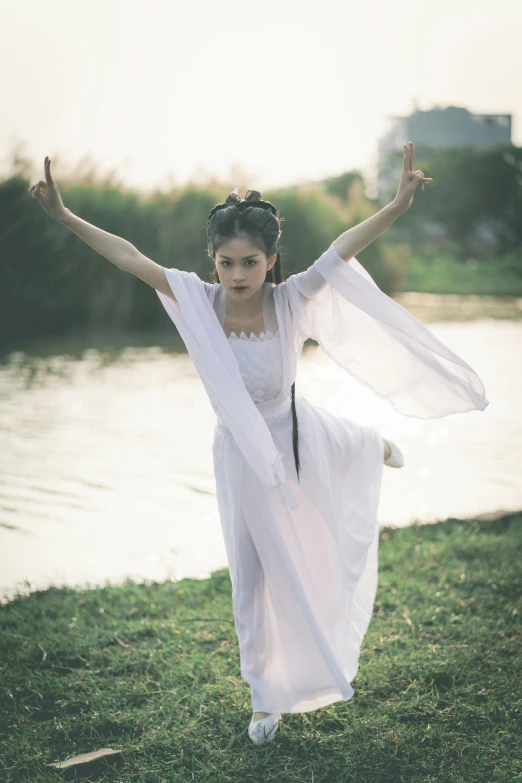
[225,284,264,318]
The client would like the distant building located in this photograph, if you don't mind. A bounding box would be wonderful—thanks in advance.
[378,105,512,201]
[376,105,514,254]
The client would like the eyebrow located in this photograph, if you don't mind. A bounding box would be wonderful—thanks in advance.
[218,254,260,260]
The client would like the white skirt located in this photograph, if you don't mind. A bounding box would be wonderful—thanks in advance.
[212,394,384,714]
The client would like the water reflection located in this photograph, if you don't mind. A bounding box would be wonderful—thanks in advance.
[1,314,520,603]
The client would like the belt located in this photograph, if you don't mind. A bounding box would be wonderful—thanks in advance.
[211,391,293,435]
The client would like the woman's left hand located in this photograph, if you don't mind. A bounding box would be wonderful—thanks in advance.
[393,141,433,213]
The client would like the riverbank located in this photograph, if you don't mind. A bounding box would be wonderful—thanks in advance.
[1,511,519,781]
[393,291,522,323]
[400,253,522,298]
[1,287,522,359]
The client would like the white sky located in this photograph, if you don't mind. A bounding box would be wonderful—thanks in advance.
[2,0,520,194]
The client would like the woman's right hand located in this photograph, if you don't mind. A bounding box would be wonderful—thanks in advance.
[28,156,67,220]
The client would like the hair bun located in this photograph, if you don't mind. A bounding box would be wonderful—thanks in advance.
[225,188,262,206]
[208,189,276,222]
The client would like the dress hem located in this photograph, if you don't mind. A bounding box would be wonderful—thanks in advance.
[251,681,356,715]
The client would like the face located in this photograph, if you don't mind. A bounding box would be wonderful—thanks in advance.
[214,237,277,299]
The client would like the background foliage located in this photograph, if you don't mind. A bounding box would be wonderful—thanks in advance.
[1,143,521,348]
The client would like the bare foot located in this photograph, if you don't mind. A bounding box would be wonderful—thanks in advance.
[253,711,271,721]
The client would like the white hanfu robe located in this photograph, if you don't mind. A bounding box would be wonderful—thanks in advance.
[155,241,488,715]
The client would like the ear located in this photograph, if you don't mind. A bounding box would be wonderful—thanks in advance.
[267,252,277,271]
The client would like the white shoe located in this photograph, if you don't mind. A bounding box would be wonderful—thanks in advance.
[248,712,281,745]
[383,438,405,468]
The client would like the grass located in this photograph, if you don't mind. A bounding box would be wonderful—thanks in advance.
[399,253,522,297]
[1,511,520,782]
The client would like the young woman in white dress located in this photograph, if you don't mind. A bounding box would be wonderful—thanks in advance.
[29,144,487,746]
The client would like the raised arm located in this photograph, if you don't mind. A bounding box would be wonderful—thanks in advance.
[333,142,432,261]
[283,204,403,299]
[29,157,174,298]
[285,142,433,302]
[333,201,403,261]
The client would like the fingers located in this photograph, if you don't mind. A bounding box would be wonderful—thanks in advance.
[29,156,54,199]
[412,170,434,192]
[29,181,49,201]
[44,155,54,185]
[413,170,424,191]
[403,144,410,171]
[403,141,415,173]
[28,181,47,198]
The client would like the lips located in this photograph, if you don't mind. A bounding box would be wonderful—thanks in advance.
[233,286,247,290]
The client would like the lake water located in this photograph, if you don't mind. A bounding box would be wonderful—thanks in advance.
[1,295,521,603]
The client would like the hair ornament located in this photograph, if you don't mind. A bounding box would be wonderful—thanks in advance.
[225,187,262,206]
[207,188,276,224]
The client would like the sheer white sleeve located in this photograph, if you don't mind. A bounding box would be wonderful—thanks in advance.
[282,242,489,419]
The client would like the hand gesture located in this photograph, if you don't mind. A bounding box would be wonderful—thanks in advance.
[393,142,433,213]
[28,157,67,220]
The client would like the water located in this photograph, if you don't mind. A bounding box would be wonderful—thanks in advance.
[1,307,520,603]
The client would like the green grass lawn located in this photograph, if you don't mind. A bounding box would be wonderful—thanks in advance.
[400,254,522,297]
[1,511,520,782]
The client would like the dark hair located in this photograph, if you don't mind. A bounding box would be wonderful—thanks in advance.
[206,190,301,482]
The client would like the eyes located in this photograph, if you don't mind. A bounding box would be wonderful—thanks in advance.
[219,259,258,267]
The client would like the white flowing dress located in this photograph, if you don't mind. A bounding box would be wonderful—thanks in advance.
[212,327,383,714]
[155,241,489,715]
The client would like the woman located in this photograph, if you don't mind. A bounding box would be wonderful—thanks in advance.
[29,144,488,745]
